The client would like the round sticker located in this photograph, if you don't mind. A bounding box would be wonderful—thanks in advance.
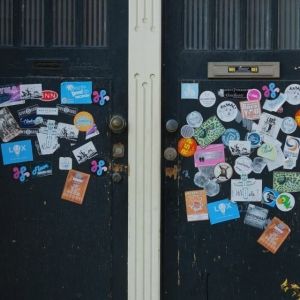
[276,193,295,212]
[217,101,238,122]
[262,190,277,205]
[214,163,233,182]
[74,112,94,132]
[180,125,195,138]
[204,180,220,197]
[295,110,300,127]
[194,171,210,188]
[247,89,262,101]
[222,128,240,146]
[252,157,267,174]
[246,132,262,148]
[199,91,216,107]
[178,138,197,157]
[186,111,203,128]
[281,117,297,134]
[234,156,253,175]
[285,84,300,105]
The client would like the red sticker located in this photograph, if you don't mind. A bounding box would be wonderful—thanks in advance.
[41,90,58,102]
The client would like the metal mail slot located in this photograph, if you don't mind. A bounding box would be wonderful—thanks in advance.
[208,62,280,79]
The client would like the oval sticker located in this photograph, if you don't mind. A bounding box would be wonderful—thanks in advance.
[74,112,94,132]
[41,90,58,102]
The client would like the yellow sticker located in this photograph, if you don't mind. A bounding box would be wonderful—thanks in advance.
[74,112,94,132]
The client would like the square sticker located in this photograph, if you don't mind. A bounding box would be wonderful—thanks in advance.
[240,100,261,120]
[1,140,33,165]
[207,199,240,225]
[184,190,208,222]
[181,83,199,99]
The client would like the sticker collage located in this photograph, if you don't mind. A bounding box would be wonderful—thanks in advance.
[180,82,300,254]
[0,82,110,205]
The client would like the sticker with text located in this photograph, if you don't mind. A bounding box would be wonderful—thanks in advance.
[61,81,92,104]
[1,140,33,165]
[31,162,53,178]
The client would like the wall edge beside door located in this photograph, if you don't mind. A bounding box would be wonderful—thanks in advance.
[128,0,162,299]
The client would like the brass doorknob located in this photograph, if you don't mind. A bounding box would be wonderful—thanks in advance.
[109,115,127,134]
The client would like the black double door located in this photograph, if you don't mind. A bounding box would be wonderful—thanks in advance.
[0,1,128,299]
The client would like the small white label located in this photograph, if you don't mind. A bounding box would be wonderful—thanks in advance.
[59,157,73,170]
[199,91,216,107]
[37,107,59,116]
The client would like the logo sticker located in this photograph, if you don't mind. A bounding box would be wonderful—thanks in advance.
[12,165,31,183]
[217,101,238,122]
[31,162,53,178]
[178,138,197,157]
[281,117,297,134]
[61,81,92,104]
[262,187,279,207]
[90,160,108,176]
[247,89,262,101]
[181,83,199,99]
[207,199,240,225]
[276,193,295,212]
[199,91,216,107]
[1,140,33,165]
[41,90,58,102]
[285,84,300,105]
[56,104,78,116]
[92,89,110,106]
[74,111,94,132]
[221,128,240,146]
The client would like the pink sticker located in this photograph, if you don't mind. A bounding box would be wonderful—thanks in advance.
[194,144,225,168]
[247,89,262,101]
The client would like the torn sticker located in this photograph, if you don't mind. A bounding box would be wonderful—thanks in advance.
[31,162,53,178]
[240,100,261,120]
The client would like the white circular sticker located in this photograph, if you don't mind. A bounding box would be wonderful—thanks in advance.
[285,84,300,105]
[199,91,216,107]
[234,156,253,175]
[180,125,195,138]
[276,193,295,212]
[214,162,233,182]
[281,117,297,134]
[186,111,203,128]
[217,101,238,122]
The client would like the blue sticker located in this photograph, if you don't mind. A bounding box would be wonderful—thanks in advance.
[31,162,53,178]
[181,83,199,99]
[1,140,33,165]
[19,115,45,128]
[246,132,262,148]
[222,128,240,146]
[90,160,108,176]
[61,81,92,104]
[207,199,240,225]
[262,187,279,207]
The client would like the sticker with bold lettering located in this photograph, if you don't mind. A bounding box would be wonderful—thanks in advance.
[61,81,92,104]
[217,101,238,122]
[74,111,94,132]
[1,140,33,165]
[56,104,78,116]
[285,84,300,105]
[31,162,53,178]
[240,100,261,120]
[244,204,268,230]
[17,105,39,118]
[41,90,58,102]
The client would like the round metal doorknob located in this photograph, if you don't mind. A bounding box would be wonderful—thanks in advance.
[109,115,127,134]
[164,147,177,161]
[166,119,179,133]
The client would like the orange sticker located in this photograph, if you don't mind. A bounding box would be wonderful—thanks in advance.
[61,170,90,205]
[257,217,290,254]
[295,110,300,127]
[74,111,94,132]
[178,138,197,157]
[185,190,208,222]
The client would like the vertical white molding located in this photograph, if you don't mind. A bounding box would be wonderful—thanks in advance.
[128,0,161,298]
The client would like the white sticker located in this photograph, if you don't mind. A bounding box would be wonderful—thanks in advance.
[257,113,283,139]
[263,93,287,112]
[20,84,42,100]
[72,141,98,164]
[57,122,79,141]
[186,111,203,128]
[281,117,297,134]
[231,178,262,202]
[283,136,300,159]
[276,193,295,212]
[229,141,251,156]
[285,84,300,105]
[265,144,285,171]
[180,125,195,138]
[217,101,238,122]
[234,156,253,175]
[37,107,59,116]
[59,157,73,170]
[199,91,216,107]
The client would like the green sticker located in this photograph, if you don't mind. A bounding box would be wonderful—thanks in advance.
[193,116,226,148]
[273,172,300,193]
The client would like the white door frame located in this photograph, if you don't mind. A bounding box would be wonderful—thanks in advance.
[128,0,161,299]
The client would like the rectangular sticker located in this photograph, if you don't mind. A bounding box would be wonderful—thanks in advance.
[56,104,78,116]
[193,116,226,148]
[19,128,40,136]
[61,81,92,104]
[229,141,251,156]
[31,162,53,177]
[59,157,73,170]
[184,190,208,222]
[273,172,300,193]
[207,199,240,225]
[0,107,21,142]
[263,93,287,112]
[181,83,199,99]
[57,123,79,141]
[72,141,98,164]
[0,84,24,107]
[244,204,269,230]
[19,115,47,128]
[1,140,33,165]
[61,169,90,204]
[194,144,225,168]
[240,100,261,120]
[17,105,39,118]
[265,144,285,171]
[231,178,262,202]
[257,113,283,139]
[257,217,290,254]
[36,107,59,116]
[20,84,42,100]
[283,136,300,159]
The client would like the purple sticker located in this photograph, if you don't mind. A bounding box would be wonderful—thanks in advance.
[247,89,262,101]
[90,160,108,176]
